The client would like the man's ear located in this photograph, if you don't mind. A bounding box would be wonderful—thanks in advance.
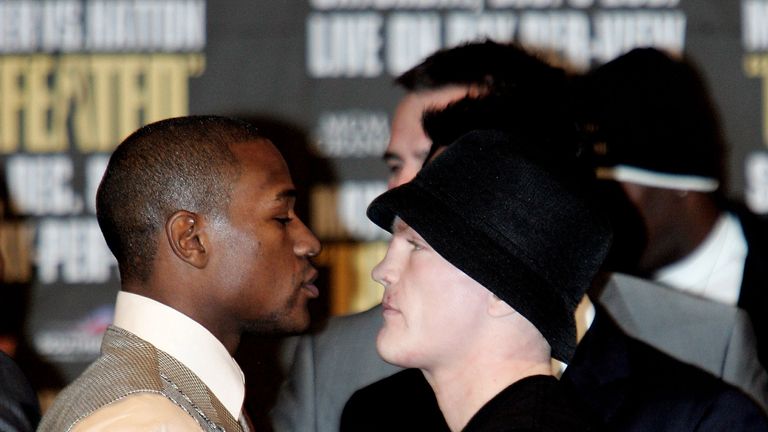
[166,210,208,269]
[487,293,517,318]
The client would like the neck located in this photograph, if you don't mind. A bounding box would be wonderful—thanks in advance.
[121,282,241,355]
[423,357,552,431]
[678,193,721,258]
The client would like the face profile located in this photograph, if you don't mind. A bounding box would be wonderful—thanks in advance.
[372,217,492,369]
[207,139,321,335]
[93,116,323,343]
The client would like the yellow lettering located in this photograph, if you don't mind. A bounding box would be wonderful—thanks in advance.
[0,221,34,283]
[0,54,206,154]
[745,54,768,148]
[26,57,67,152]
[0,58,26,153]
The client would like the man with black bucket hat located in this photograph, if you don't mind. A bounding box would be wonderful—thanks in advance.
[342,94,768,432]
[362,128,610,431]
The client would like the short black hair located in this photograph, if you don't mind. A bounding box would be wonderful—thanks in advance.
[396,40,563,96]
[413,41,591,195]
[96,115,261,283]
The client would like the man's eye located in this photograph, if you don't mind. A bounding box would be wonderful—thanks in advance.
[407,240,423,251]
[275,217,293,226]
[386,163,402,174]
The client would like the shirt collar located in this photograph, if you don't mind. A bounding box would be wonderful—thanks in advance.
[113,291,245,419]
[654,212,747,305]
[553,297,595,377]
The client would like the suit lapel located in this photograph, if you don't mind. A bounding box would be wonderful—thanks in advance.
[562,306,632,425]
[733,207,768,368]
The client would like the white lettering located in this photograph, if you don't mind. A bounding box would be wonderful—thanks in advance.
[0,1,81,53]
[746,151,768,214]
[743,0,768,51]
[0,0,205,53]
[6,155,83,216]
[36,218,117,284]
[591,11,686,64]
[488,0,564,8]
[599,0,680,7]
[310,0,481,10]
[314,110,390,157]
[519,11,591,69]
[41,1,83,52]
[85,0,206,51]
[445,12,517,47]
[386,13,441,76]
[34,329,104,361]
[307,13,384,78]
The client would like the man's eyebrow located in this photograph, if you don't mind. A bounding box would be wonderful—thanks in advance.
[275,189,297,201]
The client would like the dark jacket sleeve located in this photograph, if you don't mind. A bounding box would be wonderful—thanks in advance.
[694,388,768,432]
[0,351,40,432]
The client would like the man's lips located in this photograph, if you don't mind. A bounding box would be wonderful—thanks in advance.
[381,299,400,315]
[301,268,319,298]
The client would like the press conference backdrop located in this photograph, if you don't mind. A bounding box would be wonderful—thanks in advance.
[1,0,767,384]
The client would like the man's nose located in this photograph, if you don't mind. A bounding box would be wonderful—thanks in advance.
[371,255,395,287]
[294,218,321,258]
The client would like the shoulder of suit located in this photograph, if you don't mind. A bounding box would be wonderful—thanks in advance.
[607,273,742,317]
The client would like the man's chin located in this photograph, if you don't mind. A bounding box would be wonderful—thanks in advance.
[376,328,414,368]
[278,314,312,335]
[242,308,311,335]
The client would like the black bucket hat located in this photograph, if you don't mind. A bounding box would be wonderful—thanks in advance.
[367,130,612,362]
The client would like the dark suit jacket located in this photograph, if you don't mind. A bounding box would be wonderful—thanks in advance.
[0,350,39,432]
[342,373,593,432]
[463,375,593,432]
[341,368,447,432]
[734,206,768,370]
[562,304,768,431]
[598,272,768,408]
[341,306,768,432]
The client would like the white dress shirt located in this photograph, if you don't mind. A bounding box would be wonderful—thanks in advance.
[654,212,747,305]
[113,291,246,419]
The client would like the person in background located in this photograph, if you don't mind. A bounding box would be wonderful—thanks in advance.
[39,116,321,431]
[0,350,39,432]
[0,201,40,432]
[0,241,40,432]
[581,47,768,370]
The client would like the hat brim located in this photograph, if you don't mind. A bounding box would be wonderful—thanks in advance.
[367,181,578,362]
[596,165,719,192]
